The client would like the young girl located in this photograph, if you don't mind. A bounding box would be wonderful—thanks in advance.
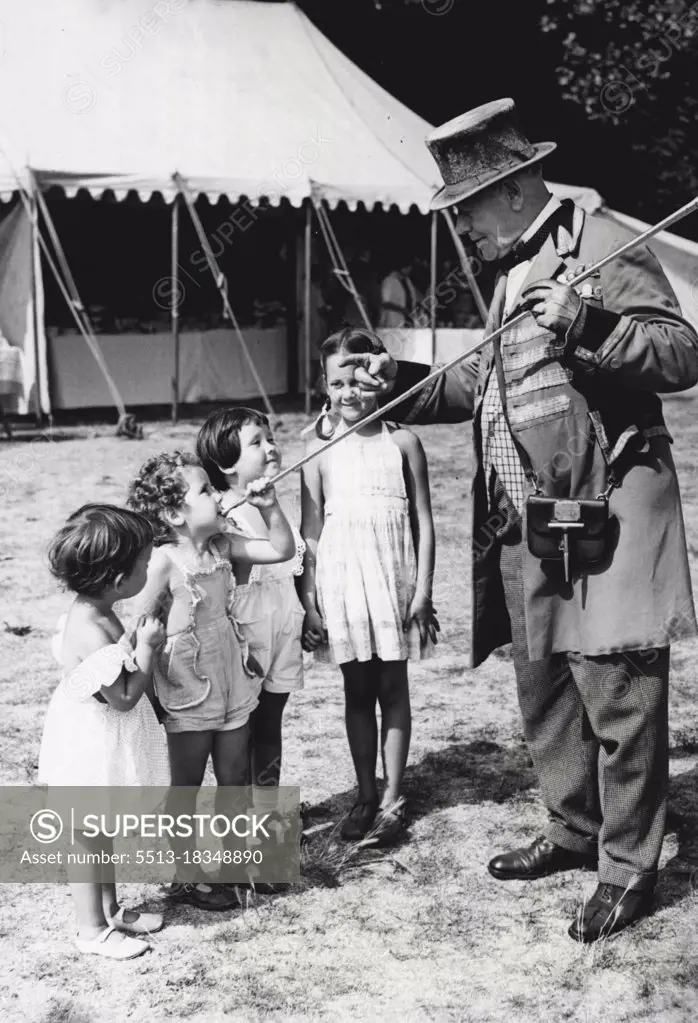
[301,327,439,846]
[39,504,170,960]
[196,409,305,819]
[127,451,295,908]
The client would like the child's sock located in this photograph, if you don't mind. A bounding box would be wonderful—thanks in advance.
[252,785,279,817]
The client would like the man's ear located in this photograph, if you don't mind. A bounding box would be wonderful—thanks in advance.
[502,178,525,212]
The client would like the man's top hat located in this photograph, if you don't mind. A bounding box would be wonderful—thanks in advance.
[426,98,556,211]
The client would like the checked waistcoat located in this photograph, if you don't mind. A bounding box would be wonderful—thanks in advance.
[477,275,572,513]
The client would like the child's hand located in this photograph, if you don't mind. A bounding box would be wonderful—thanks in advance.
[136,614,166,650]
[302,609,326,652]
[405,596,439,647]
[245,477,278,509]
[247,653,265,678]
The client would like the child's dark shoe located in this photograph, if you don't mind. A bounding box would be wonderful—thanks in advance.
[221,878,290,897]
[340,799,378,840]
[165,881,240,911]
[367,799,408,847]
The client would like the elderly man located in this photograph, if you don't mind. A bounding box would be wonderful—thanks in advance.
[344,99,698,942]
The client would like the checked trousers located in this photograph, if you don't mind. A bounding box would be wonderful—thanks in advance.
[497,526,669,892]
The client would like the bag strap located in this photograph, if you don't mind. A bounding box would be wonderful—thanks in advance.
[492,334,620,498]
[587,409,621,497]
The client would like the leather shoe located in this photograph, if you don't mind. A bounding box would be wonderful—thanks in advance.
[488,835,597,880]
[568,882,653,943]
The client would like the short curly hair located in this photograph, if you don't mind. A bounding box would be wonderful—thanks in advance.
[127,450,201,544]
[196,407,270,492]
[48,504,154,597]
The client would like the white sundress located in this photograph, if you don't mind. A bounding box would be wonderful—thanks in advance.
[316,420,433,665]
[38,615,171,788]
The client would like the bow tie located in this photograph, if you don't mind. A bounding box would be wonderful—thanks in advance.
[497,203,570,274]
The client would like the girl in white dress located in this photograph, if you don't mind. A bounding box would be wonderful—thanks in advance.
[301,328,439,845]
[39,504,170,959]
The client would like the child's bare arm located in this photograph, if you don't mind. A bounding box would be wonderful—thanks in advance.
[225,482,295,565]
[118,549,171,712]
[396,428,439,645]
[71,618,165,713]
[127,547,172,625]
[300,444,326,649]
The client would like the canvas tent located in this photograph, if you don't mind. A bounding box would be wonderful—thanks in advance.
[0,0,696,417]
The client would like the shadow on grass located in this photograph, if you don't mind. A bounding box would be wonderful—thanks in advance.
[403,736,537,818]
[0,431,77,445]
[291,735,537,888]
[304,734,537,834]
[660,762,698,912]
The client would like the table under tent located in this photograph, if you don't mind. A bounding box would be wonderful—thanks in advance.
[0,0,696,431]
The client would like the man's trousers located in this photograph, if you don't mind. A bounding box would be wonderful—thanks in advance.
[497,527,669,891]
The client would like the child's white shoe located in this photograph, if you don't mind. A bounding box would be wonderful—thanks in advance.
[75,924,149,959]
[108,906,164,935]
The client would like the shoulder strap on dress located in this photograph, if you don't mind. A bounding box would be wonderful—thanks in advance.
[161,544,190,576]
[209,535,231,567]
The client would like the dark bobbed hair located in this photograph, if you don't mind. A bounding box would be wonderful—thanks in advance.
[127,450,201,545]
[196,407,270,492]
[48,504,154,597]
[318,326,387,371]
[314,328,387,440]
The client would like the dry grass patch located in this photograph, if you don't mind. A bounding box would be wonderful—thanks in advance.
[1,399,698,1020]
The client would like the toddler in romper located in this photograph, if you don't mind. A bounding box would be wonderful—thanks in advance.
[197,409,305,840]
[128,450,295,909]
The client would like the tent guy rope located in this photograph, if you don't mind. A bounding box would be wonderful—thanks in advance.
[172,172,277,421]
[0,143,139,433]
[225,193,698,512]
[29,180,136,430]
[312,195,373,331]
[17,167,139,434]
[442,208,489,326]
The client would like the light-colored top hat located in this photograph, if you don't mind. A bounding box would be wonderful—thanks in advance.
[426,98,556,211]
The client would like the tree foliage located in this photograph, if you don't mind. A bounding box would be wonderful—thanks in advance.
[541,0,698,219]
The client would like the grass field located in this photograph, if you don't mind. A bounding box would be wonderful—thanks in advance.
[1,395,698,1023]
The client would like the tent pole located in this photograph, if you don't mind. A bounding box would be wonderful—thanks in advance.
[171,193,180,425]
[28,186,43,425]
[173,172,276,420]
[429,211,437,363]
[285,209,299,396]
[304,201,312,416]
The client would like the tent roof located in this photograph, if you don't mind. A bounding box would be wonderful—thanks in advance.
[0,0,604,214]
[0,0,442,211]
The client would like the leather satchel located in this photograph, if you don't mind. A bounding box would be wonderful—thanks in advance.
[526,495,610,581]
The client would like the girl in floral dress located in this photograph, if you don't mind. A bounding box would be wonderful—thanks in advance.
[301,328,439,845]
